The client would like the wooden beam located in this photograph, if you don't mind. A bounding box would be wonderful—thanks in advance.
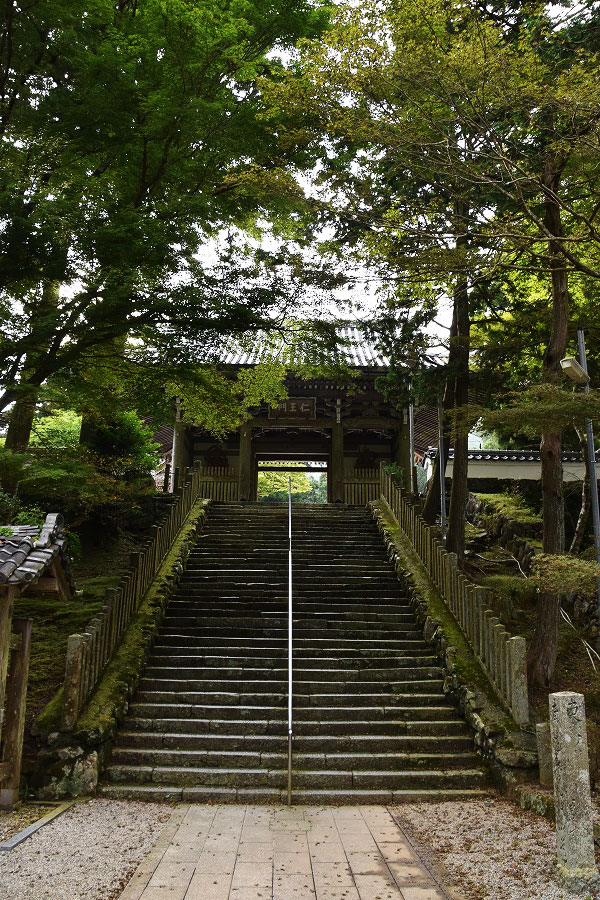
[0,586,17,747]
[51,557,74,602]
[248,415,397,430]
[0,618,33,808]
[330,421,345,504]
[238,425,254,501]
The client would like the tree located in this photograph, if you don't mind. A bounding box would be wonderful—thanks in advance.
[264,0,600,682]
[257,471,313,502]
[0,0,330,442]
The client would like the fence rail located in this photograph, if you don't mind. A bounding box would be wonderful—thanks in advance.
[61,464,207,730]
[197,467,239,501]
[344,469,379,506]
[380,466,529,726]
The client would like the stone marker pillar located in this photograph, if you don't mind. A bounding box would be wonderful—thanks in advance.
[549,691,600,894]
[536,722,553,789]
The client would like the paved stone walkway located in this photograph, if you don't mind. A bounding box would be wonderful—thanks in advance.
[120,805,456,900]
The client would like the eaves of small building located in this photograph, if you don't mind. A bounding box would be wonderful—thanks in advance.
[0,513,75,601]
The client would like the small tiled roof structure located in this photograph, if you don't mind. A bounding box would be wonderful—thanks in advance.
[0,513,75,599]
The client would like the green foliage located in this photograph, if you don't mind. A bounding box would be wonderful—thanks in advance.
[257,470,313,502]
[383,463,404,481]
[478,385,600,440]
[12,503,46,528]
[0,489,21,523]
[16,450,116,523]
[81,411,159,481]
[29,410,81,448]
[0,0,331,418]
[475,493,542,529]
[306,473,328,503]
[530,555,600,598]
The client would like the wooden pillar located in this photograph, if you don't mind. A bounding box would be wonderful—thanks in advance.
[0,586,17,745]
[0,617,33,808]
[239,424,253,501]
[331,421,345,503]
[393,414,412,492]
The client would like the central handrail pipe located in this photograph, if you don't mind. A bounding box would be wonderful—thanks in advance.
[287,476,293,805]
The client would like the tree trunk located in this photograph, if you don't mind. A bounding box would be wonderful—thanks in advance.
[3,281,61,454]
[570,426,590,554]
[422,311,458,525]
[527,158,569,687]
[4,392,36,452]
[446,201,470,563]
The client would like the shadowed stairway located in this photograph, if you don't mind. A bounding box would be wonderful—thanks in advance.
[100,503,488,802]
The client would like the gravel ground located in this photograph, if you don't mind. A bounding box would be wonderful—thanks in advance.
[394,797,600,900]
[0,805,54,843]
[0,798,172,900]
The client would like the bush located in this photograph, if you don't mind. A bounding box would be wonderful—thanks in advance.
[0,489,21,524]
[29,410,81,448]
[81,411,160,481]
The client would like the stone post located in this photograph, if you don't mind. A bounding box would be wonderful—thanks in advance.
[549,691,600,894]
[536,722,553,789]
[507,636,529,726]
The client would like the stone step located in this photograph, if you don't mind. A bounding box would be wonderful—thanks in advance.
[156,633,425,648]
[124,715,468,742]
[98,782,489,804]
[103,763,486,791]
[151,641,430,655]
[142,662,441,681]
[133,697,456,719]
[111,747,480,771]
[118,726,474,746]
[148,650,431,665]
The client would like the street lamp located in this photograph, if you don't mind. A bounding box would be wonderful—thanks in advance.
[561,327,600,646]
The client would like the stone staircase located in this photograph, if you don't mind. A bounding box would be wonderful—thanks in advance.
[100,503,488,802]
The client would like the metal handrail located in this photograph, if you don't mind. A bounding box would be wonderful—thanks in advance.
[287,476,293,805]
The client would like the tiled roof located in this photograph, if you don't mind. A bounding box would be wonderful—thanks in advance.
[424,448,591,463]
[220,325,390,369]
[0,513,75,591]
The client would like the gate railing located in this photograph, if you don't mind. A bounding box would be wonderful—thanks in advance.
[380,465,529,726]
[61,464,207,730]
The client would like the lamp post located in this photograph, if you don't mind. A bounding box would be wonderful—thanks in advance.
[561,327,600,644]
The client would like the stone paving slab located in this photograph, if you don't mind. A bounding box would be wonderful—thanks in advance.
[120,805,459,900]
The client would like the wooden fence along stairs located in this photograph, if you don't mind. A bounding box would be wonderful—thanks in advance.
[379,467,529,726]
[61,465,206,729]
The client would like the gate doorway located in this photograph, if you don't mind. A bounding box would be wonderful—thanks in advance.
[256,457,328,504]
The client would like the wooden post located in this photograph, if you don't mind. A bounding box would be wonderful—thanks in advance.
[0,586,17,746]
[0,618,33,808]
[238,424,253,501]
[331,420,345,504]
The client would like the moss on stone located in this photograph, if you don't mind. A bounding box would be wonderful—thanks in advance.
[36,499,209,744]
[475,492,541,529]
[35,686,64,734]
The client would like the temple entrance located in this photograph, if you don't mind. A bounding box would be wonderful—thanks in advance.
[256,457,328,504]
